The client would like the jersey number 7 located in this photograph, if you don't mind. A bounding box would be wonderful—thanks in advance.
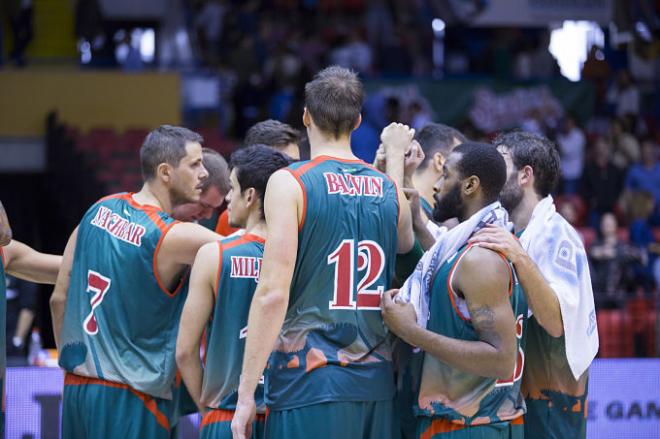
[328,239,385,310]
[83,270,112,335]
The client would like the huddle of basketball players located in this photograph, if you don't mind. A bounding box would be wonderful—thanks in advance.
[0,66,598,439]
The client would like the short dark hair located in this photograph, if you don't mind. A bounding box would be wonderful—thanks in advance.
[140,125,203,180]
[493,131,560,197]
[304,66,363,139]
[415,123,467,168]
[244,120,302,151]
[229,145,291,219]
[453,141,506,205]
[201,148,230,194]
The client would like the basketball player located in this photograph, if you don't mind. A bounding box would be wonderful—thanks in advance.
[176,145,290,438]
[382,142,527,438]
[0,203,61,436]
[50,125,225,438]
[410,123,466,219]
[172,148,231,223]
[470,131,598,439]
[215,120,302,237]
[232,66,414,439]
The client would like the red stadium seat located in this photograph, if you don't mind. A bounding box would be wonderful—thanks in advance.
[625,297,657,357]
[596,309,634,358]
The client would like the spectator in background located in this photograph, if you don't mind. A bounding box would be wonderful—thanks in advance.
[557,116,586,194]
[194,0,226,66]
[610,117,641,170]
[626,191,658,292]
[580,136,625,229]
[589,213,639,307]
[408,101,432,131]
[607,70,640,117]
[7,0,33,66]
[5,275,38,358]
[329,29,373,74]
[624,138,660,205]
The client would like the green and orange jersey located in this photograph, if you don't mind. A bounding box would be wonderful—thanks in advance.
[522,318,588,439]
[201,233,265,411]
[416,243,528,426]
[59,193,188,399]
[265,155,400,410]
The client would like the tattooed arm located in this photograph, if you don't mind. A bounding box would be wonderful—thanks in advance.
[0,200,12,246]
[383,246,516,379]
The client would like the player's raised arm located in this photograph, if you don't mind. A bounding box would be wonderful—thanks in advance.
[233,169,300,438]
[176,242,219,412]
[0,200,12,246]
[50,226,78,350]
[4,239,62,284]
[383,246,516,378]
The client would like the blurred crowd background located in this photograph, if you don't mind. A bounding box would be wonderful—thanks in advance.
[0,0,658,359]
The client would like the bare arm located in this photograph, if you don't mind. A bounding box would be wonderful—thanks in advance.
[232,170,300,438]
[50,227,78,350]
[5,240,62,284]
[402,188,437,251]
[160,222,224,266]
[382,246,516,379]
[470,225,563,337]
[176,242,218,413]
[0,200,12,246]
[396,186,414,254]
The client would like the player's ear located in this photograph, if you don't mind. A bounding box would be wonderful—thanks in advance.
[157,163,171,183]
[432,153,444,173]
[520,165,533,187]
[303,107,311,128]
[352,113,362,131]
[463,175,479,196]
[245,187,255,206]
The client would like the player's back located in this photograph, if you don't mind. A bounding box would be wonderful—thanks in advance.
[266,156,399,410]
[417,243,528,426]
[201,233,265,410]
[59,193,187,399]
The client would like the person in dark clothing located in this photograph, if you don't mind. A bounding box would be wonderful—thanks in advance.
[580,136,624,229]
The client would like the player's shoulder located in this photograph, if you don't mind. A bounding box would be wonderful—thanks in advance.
[458,245,511,290]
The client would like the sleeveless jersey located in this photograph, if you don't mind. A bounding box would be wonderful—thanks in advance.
[59,193,188,399]
[201,233,265,411]
[266,156,400,410]
[416,243,528,426]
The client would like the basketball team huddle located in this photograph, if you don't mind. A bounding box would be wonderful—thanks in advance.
[0,66,599,439]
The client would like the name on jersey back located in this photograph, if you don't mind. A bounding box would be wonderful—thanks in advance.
[90,205,146,247]
[324,172,384,197]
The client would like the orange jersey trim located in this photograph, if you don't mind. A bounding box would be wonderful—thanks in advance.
[285,168,307,231]
[201,408,266,427]
[446,244,514,322]
[64,373,170,431]
[152,221,188,298]
[420,416,523,439]
[0,247,5,270]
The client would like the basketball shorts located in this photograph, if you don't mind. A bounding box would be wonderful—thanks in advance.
[62,373,173,439]
[416,416,524,439]
[200,408,265,439]
[265,400,394,439]
[525,392,587,439]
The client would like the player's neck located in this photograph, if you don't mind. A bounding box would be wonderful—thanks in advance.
[308,130,356,160]
[133,183,172,214]
[413,169,437,206]
[511,191,540,233]
[244,217,267,239]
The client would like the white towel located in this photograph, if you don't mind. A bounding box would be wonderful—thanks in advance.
[520,196,599,379]
[397,202,511,328]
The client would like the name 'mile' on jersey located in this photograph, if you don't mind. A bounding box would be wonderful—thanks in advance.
[59,193,187,399]
[266,156,400,410]
[417,243,528,426]
[201,234,265,411]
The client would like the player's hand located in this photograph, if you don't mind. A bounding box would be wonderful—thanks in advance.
[402,188,428,229]
[469,224,525,265]
[0,200,12,247]
[381,289,417,339]
[380,123,415,155]
[231,395,256,439]
[373,144,386,172]
[404,140,425,178]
